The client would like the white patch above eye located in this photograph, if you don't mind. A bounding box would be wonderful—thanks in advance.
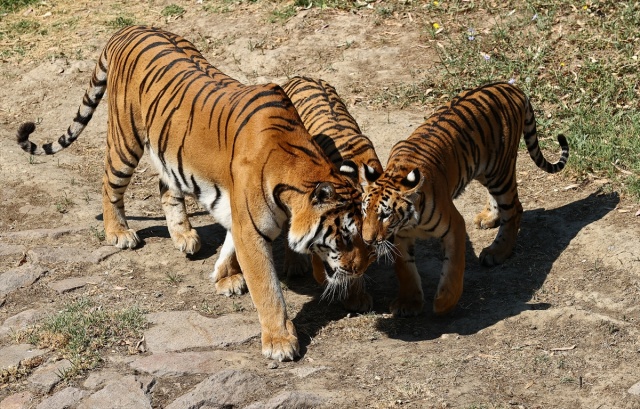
[340,163,356,174]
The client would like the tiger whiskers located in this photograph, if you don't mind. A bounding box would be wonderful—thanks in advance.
[376,239,399,264]
[321,271,350,303]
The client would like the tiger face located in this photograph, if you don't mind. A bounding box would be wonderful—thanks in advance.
[362,165,424,260]
[287,169,373,285]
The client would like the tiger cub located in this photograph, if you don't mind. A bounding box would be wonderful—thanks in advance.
[360,82,569,317]
[16,26,373,361]
[281,76,383,311]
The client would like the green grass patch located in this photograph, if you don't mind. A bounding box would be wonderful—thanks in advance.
[372,0,640,199]
[106,15,136,29]
[268,4,297,23]
[17,298,146,379]
[0,0,40,14]
[161,4,186,18]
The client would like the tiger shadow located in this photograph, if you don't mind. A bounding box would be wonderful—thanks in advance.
[366,191,620,342]
[105,192,618,354]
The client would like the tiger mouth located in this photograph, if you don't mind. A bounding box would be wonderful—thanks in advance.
[322,261,360,281]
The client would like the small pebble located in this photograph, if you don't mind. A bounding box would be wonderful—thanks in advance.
[268,362,279,369]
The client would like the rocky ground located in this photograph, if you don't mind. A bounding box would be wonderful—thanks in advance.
[1,2,639,408]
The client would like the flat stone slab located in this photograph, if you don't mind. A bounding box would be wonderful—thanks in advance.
[76,375,152,409]
[0,391,33,409]
[0,227,84,240]
[27,246,120,265]
[144,311,259,353]
[28,359,73,393]
[0,308,47,340]
[244,391,328,409]
[0,243,27,257]
[165,370,266,409]
[47,275,103,294]
[0,344,46,370]
[0,265,47,298]
[629,380,640,396]
[130,350,254,377]
[35,387,89,409]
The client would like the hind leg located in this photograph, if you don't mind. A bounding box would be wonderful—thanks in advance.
[101,127,143,249]
[211,231,247,296]
[478,181,523,266]
[159,180,201,255]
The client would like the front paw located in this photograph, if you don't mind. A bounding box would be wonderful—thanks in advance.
[284,250,310,279]
[433,284,462,315]
[261,319,299,362]
[172,228,201,255]
[213,274,247,296]
[390,293,424,317]
[342,279,373,313]
[479,245,511,267]
[106,228,140,249]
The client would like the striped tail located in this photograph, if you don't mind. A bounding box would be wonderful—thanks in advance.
[16,51,108,155]
[523,98,570,174]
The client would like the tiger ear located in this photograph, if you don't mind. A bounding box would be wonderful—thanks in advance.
[400,168,423,192]
[364,164,381,183]
[313,182,336,204]
[358,163,381,189]
[339,160,358,183]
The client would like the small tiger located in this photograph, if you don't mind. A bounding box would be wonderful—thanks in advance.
[360,82,569,317]
[281,76,383,311]
[16,26,373,361]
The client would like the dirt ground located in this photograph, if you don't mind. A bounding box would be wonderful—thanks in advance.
[1,2,639,408]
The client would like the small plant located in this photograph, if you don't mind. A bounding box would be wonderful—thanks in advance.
[165,271,183,286]
[55,193,75,214]
[16,299,146,378]
[268,4,296,23]
[106,15,136,29]
[0,0,40,14]
[90,226,106,242]
[161,4,186,18]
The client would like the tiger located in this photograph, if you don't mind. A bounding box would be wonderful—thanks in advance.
[15,25,374,361]
[280,76,383,311]
[360,82,569,317]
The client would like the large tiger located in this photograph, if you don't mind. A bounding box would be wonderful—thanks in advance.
[16,25,373,361]
[360,82,569,317]
[281,76,383,311]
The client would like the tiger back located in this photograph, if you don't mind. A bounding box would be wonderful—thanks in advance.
[361,82,569,317]
[281,76,383,311]
[282,76,383,185]
[16,25,373,361]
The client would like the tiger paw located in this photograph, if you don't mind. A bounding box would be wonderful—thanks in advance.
[473,210,499,229]
[214,273,247,296]
[390,294,424,317]
[284,250,310,279]
[433,285,462,315]
[342,279,373,313]
[107,228,140,249]
[261,320,299,362]
[479,246,511,267]
[172,229,201,255]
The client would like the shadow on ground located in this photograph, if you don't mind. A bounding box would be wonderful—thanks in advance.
[368,191,620,342]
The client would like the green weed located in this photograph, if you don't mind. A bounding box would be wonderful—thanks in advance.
[106,15,136,29]
[17,298,146,378]
[161,4,186,18]
[0,0,40,14]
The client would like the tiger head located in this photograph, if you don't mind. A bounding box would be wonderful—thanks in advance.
[286,160,375,287]
[361,164,424,260]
